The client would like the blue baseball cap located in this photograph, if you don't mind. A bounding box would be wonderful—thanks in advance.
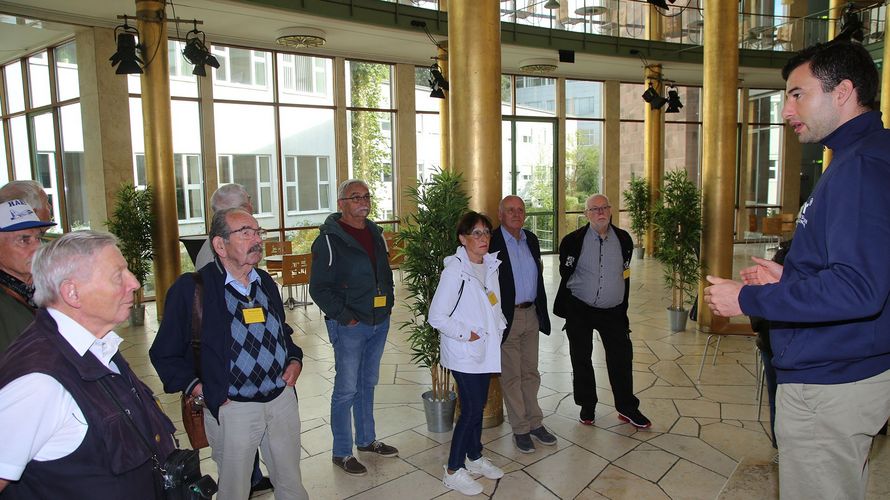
[0,199,56,232]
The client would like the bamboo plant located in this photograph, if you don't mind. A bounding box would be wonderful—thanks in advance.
[652,170,702,311]
[622,173,651,255]
[106,183,155,306]
[397,168,469,400]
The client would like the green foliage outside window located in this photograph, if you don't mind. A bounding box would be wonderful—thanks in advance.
[349,62,391,220]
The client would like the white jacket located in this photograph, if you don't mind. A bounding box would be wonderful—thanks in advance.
[429,246,507,374]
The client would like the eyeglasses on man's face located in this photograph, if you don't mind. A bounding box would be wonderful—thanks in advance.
[339,194,373,203]
[10,232,45,248]
[465,228,492,239]
[585,205,611,214]
[226,226,267,240]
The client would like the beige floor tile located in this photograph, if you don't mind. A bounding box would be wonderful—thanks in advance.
[524,445,609,499]
[613,447,679,482]
[350,469,447,500]
[647,433,737,477]
[669,417,700,437]
[491,470,561,499]
[700,421,775,463]
[650,360,696,387]
[588,464,671,500]
[659,459,728,500]
[675,399,721,418]
[543,414,642,461]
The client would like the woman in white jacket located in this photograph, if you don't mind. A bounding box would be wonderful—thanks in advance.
[429,211,508,496]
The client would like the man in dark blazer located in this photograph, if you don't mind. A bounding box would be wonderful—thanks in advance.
[489,195,556,453]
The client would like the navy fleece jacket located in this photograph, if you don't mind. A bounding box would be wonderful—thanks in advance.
[739,111,890,384]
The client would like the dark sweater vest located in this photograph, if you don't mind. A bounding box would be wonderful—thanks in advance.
[0,309,175,500]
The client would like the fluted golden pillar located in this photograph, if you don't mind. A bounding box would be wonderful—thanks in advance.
[643,65,663,258]
[822,0,845,170]
[882,17,890,127]
[448,0,501,221]
[438,45,450,172]
[448,0,503,428]
[136,0,179,316]
[698,0,738,332]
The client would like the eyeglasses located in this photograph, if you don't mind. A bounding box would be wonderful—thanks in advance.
[585,205,611,214]
[339,194,373,203]
[465,228,492,239]
[226,226,267,240]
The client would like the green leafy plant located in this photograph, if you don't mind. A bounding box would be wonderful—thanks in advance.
[623,173,651,254]
[398,168,469,400]
[652,170,702,311]
[106,183,155,305]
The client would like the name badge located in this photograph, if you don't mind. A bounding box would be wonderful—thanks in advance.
[623,268,631,279]
[487,291,498,306]
[374,295,387,308]
[242,307,266,324]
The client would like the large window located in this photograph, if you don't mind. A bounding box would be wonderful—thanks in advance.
[0,42,83,230]
[566,80,604,216]
[745,89,785,209]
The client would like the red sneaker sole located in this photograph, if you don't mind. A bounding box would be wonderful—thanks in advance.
[618,413,652,429]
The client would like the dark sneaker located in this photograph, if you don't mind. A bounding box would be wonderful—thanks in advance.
[357,440,399,457]
[617,409,652,429]
[579,406,596,425]
[529,426,557,446]
[332,455,367,476]
[249,476,273,497]
[513,432,535,454]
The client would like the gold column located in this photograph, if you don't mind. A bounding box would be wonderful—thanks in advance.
[395,63,417,219]
[448,0,503,428]
[882,19,890,127]
[136,0,179,316]
[698,0,739,332]
[603,81,620,220]
[334,57,349,184]
[448,0,502,221]
[438,45,450,172]
[643,65,663,258]
[822,0,844,170]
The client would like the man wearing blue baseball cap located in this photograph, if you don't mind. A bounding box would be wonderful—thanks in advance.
[0,199,56,353]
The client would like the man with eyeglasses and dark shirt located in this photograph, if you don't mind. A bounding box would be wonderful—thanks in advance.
[151,208,308,500]
[309,179,398,477]
[0,199,56,354]
[553,194,651,429]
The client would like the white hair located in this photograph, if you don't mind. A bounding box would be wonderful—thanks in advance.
[0,180,48,212]
[211,183,250,213]
[337,179,370,200]
[586,193,610,207]
[32,230,118,307]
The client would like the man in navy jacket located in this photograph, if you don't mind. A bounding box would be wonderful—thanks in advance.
[489,195,555,453]
[705,41,890,499]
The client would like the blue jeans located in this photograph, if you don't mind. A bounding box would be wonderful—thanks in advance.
[448,371,490,471]
[325,317,390,457]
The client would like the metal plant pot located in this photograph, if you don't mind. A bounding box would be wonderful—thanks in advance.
[130,303,146,327]
[422,390,457,433]
[668,306,688,332]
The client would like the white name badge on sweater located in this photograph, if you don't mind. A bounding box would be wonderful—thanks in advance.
[243,307,266,324]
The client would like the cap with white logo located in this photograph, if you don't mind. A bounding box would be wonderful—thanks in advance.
[0,199,57,232]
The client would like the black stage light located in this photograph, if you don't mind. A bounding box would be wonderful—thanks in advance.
[835,5,864,43]
[109,18,143,75]
[429,86,445,99]
[642,84,659,103]
[430,63,449,91]
[666,87,683,113]
[646,0,674,10]
[650,94,668,110]
[182,27,220,77]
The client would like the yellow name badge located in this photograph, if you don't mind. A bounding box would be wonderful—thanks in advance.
[374,295,387,308]
[487,291,498,306]
[242,307,266,324]
[623,268,631,279]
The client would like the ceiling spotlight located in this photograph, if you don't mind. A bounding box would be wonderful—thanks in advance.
[641,84,659,103]
[276,27,327,48]
[650,94,668,110]
[182,23,219,77]
[109,16,143,75]
[665,86,683,113]
[646,0,675,9]
[429,63,448,99]
[544,0,560,10]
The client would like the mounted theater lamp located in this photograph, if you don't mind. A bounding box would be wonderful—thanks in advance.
[429,63,449,99]
[666,86,683,113]
[642,83,667,110]
[182,23,219,77]
[109,16,143,75]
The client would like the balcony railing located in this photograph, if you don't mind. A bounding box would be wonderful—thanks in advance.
[381,0,886,53]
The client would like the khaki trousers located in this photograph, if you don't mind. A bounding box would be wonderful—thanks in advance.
[204,388,308,500]
[500,306,543,434]
[776,367,890,500]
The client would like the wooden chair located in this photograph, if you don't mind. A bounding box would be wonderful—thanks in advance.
[383,231,404,269]
[761,216,783,249]
[280,253,312,310]
[264,241,292,275]
[780,213,796,240]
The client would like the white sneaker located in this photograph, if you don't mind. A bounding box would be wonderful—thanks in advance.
[465,456,504,479]
[442,466,483,496]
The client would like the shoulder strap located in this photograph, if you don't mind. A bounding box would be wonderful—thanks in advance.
[448,281,464,317]
[190,273,204,378]
[97,378,164,472]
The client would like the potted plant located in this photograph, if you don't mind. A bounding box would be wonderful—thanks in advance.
[398,168,469,432]
[652,170,702,332]
[622,173,651,259]
[106,183,155,326]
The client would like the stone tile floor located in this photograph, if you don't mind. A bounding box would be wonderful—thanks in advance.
[123,243,889,499]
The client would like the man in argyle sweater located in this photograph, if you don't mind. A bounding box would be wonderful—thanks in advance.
[151,208,308,500]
